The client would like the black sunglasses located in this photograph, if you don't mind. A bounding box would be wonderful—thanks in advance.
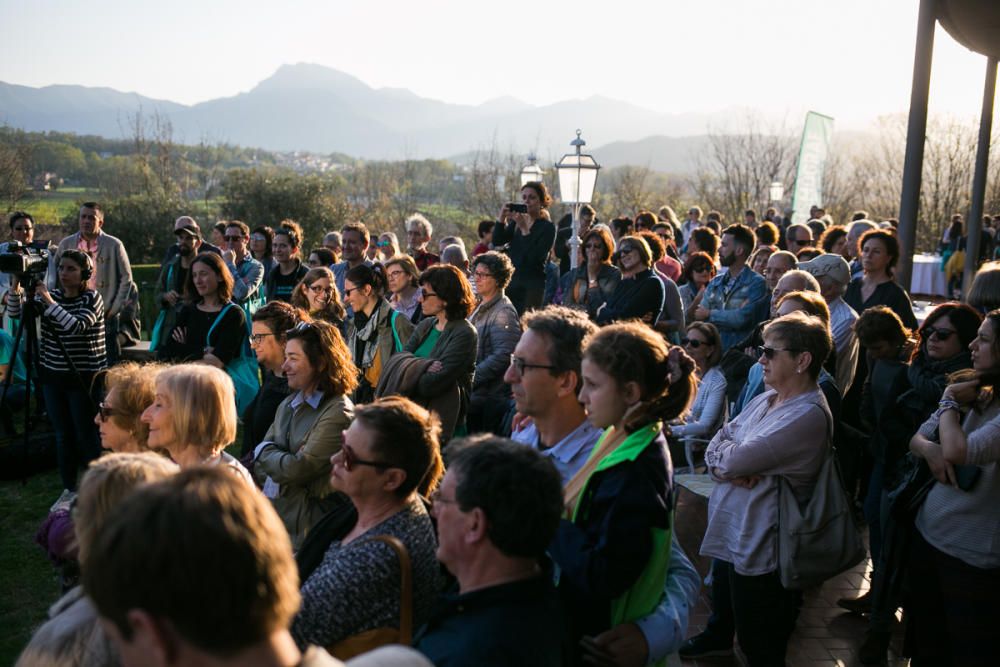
[756,345,802,359]
[509,354,557,375]
[681,337,709,349]
[922,326,957,342]
[339,443,395,472]
[98,402,118,421]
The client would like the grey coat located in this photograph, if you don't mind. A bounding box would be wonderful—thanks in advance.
[469,292,521,402]
[54,231,133,318]
[404,317,478,403]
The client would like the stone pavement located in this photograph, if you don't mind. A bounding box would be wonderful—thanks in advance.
[679,556,908,666]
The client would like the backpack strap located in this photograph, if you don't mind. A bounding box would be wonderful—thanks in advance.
[206,303,235,348]
[390,310,403,352]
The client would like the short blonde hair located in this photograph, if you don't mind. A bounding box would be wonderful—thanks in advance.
[103,362,165,451]
[156,364,238,458]
[75,452,177,565]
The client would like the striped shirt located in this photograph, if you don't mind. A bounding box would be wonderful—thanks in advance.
[9,288,107,374]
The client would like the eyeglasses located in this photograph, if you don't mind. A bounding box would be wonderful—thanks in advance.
[308,285,333,295]
[509,354,557,376]
[343,286,360,297]
[473,271,493,280]
[430,489,458,506]
[339,443,395,472]
[387,270,406,280]
[249,332,276,345]
[251,235,266,242]
[224,235,245,242]
[922,326,957,342]
[618,245,637,254]
[789,238,811,246]
[681,337,709,349]
[13,226,33,233]
[98,402,118,421]
[376,240,392,247]
[756,345,803,359]
[420,288,438,299]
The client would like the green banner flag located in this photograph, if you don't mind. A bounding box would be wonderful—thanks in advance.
[791,111,834,225]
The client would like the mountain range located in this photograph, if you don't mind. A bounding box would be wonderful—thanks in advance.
[2,63,754,170]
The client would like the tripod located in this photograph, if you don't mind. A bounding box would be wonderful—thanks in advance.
[0,279,96,483]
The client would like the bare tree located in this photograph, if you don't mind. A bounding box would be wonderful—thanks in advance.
[0,135,30,212]
[461,133,524,218]
[691,113,798,224]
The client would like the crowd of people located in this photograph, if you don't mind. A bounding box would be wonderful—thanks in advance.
[8,192,1000,667]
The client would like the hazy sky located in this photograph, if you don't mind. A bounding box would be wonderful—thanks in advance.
[2,0,995,129]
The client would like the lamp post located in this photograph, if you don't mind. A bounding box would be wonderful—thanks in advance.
[555,130,601,270]
[769,181,784,204]
[520,153,544,187]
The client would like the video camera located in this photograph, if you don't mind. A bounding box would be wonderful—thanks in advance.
[0,241,51,290]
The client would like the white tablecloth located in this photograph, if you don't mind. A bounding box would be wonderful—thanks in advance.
[910,254,949,297]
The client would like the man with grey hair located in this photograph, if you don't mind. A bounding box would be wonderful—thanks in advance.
[845,219,876,278]
[405,213,439,271]
[438,236,464,255]
[322,231,342,264]
[799,254,859,395]
[763,250,798,291]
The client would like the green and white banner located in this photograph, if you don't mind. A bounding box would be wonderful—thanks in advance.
[791,111,834,225]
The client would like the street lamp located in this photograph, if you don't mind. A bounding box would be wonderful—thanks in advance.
[520,153,544,187]
[769,181,784,204]
[555,130,601,270]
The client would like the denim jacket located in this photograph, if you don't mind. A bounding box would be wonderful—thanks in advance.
[701,266,768,351]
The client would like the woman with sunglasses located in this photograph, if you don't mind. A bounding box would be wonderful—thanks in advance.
[141,364,251,484]
[95,362,165,453]
[563,226,621,319]
[551,322,696,665]
[406,264,477,441]
[252,320,357,549]
[595,235,665,326]
[668,323,727,451]
[467,251,521,434]
[384,254,423,325]
[344,263,414,404]
[291,267,346,333]
[375,232,401,262]
[678,252,717,319]
[694,312,833,665]
[292,396,444,653]
[904,308,1000,665]
[265,220,309,304]
[242,302,305,459]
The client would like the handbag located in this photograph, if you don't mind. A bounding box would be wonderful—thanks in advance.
[328,534,413,660]
[777,447,866,590]
[207,304,260,414]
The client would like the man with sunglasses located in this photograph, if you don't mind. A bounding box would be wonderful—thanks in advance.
[784,223,814,254]
[153,217,212,349]
[221,220,264,317]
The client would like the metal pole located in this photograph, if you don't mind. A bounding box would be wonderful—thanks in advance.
[962,56,998,296]
[897,0,937,293]
[570,203,581,271]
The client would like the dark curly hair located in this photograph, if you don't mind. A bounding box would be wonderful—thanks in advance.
[521,181,552,209]
[471,251,515,290]
[419,264,475,320]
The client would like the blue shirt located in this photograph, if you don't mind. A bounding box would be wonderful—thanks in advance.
[511,418,601,484]
[290,389,325,412]
[701,265,769,351]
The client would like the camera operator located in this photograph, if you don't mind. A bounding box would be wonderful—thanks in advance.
[8,249,106,502]
[1,212,43,330]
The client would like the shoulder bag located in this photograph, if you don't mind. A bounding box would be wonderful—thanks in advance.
[328,534,413,660]
[207,303,260,414]
[778,447,866,589]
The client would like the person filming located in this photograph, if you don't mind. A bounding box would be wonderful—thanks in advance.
[8,249,106,501]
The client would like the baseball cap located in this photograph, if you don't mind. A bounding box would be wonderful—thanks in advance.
[798,254,850,285]
[174,218,201,238]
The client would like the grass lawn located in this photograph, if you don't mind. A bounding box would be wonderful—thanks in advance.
[0,434,244,664]
[0,467,64,664]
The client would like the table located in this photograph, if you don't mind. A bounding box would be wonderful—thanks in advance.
[910,254,949,297]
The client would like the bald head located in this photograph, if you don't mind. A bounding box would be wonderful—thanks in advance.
[771,269,820,316]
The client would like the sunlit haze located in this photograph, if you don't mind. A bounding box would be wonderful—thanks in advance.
[1,0,994,131]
